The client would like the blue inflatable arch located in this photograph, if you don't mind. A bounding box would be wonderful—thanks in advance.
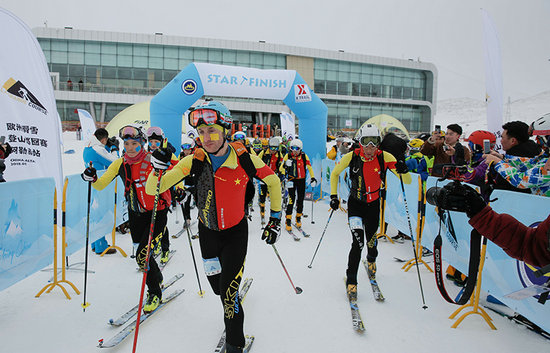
[150,62,327,196]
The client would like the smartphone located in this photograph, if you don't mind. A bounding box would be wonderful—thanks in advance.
[434,125,441,134]
[483,139,491,154]
[0,136,5,144]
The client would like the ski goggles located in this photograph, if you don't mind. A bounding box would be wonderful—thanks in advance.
[188,108,230,128]
[181,143,193,150]
[359,136,380,147]
[290,146,301,151]
[119,126,142,140]
[146,126,163,139]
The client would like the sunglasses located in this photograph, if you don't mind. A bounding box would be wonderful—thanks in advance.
[359,136,380,147]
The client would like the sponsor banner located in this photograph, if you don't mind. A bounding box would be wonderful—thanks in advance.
[384,172,420,237]
[0,8,63,192]
[64,172,116,256]
[0,177,55,291]
[76,109,96,142]
[280,112,295,140]
[195,63,295,100]
[294,84,311,103]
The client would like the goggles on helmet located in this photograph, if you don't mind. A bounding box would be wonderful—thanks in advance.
[181,143,193,150]
[359,136,381,147]
[146,126,164,139]
[290,145,301,151]
[189,108,230,128]
[119,126,143,140]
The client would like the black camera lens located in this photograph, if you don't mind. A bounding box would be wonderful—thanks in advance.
[426,186,441,207]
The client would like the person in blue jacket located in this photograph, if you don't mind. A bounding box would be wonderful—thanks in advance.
[83,128,118,254]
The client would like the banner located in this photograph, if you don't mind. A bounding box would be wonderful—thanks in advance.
[384,172,419,237]
[0,177,55,291]
[64,172,116,256]
[76,109,96,142]
[280,111,296,140]
[0,8,63,192]
[482,9,504,152]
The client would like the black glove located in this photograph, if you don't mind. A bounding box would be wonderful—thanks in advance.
[395,159,408,174]
[262,217,280,244]
[310,177,317,188]
[0,142,12,159]
[151,147,171,170]
[81,166,97,182]
[463,185,487,218]
[330,195,340,210]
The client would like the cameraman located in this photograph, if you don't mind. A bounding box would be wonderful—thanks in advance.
[0,141,13,183]
[421,124,471,177]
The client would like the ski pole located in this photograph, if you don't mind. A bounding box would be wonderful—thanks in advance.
[182,203,205,297]
[82,161,93,312]
[398,173,428,310]
[132,168,164,353]
[271,244,303,294]
[311,198,315,224]
[307,209,334,268]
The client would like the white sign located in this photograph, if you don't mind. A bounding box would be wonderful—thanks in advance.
[195,63,296,100]
[77,109,96,142]
[0,8,63,191]
[345,119,352,127]
[280,111,295,140]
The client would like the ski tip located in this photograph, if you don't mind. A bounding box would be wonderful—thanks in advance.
[97,339,104,347]
[295,286,303,294]
[108,318,114,324]
[422,305,428,310]
[198,290,205,297]
[307,265,312,269]
[81,302,91,311]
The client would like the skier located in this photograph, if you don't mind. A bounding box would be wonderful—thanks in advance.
[257,137,284,224]
[83,128,118,255]
[81,124,170,313]
[177,136,196,230]
[146,100,282,353]
[329,124,409,297]
[279,139,317,232]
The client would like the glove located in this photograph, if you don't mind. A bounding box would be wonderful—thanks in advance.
[81,166,97,182]
[395,159,408,174]
[151,147,171,170]
[174,188,185,202]
[310,177,317,188]
[330,195,340,210]
[0,142,12,159]
[463,185,487,218]
[261,217,281,244]
[285,159,293,167]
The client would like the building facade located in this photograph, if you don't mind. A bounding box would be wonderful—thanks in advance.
[33,27,437,134]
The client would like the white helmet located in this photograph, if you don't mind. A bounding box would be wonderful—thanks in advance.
[181,135,195,149]
[531,113,550,148]
[356,123,381,146]
[269,137,280,148]
[232,131,246,141]
[290,139,303,151]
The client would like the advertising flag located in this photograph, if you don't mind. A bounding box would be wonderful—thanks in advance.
[76,109,96,142]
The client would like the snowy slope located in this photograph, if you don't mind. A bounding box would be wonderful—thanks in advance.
[1,114,549,353]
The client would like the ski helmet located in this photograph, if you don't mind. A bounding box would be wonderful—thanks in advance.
[189,100,232,129]
[290,139,303,151]
[466,130,496,153]
[356,123,381,147]
[232,131,246,142]
[252,138,262,150]
[531,113,550,149]
[408,138,424,149]
[146,126,164,141]
[119,124,146,144]
[181,135,195,149]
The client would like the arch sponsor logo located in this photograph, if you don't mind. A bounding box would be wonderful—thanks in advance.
[294,84,311,103]
[182,79,197,95]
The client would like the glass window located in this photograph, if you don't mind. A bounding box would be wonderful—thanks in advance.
[149,57,163,69]
[68,41,84,52]
[68,52,84,64]
[164,70,178,82]
[361,64,372,74]
[101,42,117,54]
[314,69,325,80]
[351,83,360,96]
[179,47,193,60]
[276,55,286,68]
[118,43,132,55]
[402,87,413,99]
[68,65,84,78]
[209,49,222,62]
[86,66,99,84]
[314,81,325,94]
[236,51,249,65]
[337,82,349,95]
[164,57,178,70]
[85,42,101,54]
[102,66,117,79]
[133,44,148,56]
[134,56,148,68]
[51,40,67,51]
[134,69,147,80]
[101,54,117,66]
[118,55,133,67]
[194,48,207,61]
[39,38,51,50]
[382,75,392,85]
[350,72,360,82]
[179,59,191,69]
[164,46,178,58]
[315,59,326,70]
[149,45,163,57]
[222,50,237,64]
[51,51,68,63]
[327,60,338,71]
[338,61,350,72]
[360,83,370,96]
[371,84,380,97]
[326,81,337,95]
[326,70,337,80]
[338,71,349,82]
[51,63,68,76]
[264,54,276,66]
[373,66,383,75]
[250,52,263,65]
[372,75,382,84]
[118,68,132,80]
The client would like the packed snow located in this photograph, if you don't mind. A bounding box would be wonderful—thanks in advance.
[1,95,550,353]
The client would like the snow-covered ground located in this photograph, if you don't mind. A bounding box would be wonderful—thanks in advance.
[1,101,550,353]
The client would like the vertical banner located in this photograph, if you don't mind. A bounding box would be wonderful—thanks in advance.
[482,9,504,152]
[0,177,55,291]
[76,109,96,142]
[280,111,296,140]
[0,8,64,193]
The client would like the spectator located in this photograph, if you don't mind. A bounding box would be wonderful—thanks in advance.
[459,130,497,186]
[78,79,84,91]
[420,123,471,177]
[67,78,73,91]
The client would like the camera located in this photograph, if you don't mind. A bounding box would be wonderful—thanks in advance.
[426,180,469,212]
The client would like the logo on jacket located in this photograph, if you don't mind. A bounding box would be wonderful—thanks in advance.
[2,78,47,115]
[182,79,197,95]
[294,84,311,103]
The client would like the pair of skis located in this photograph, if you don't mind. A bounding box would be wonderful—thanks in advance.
[287,224,310,241]
[99,273,185,348]
[346,261,385,333]
[172,220,197,239]
[214,278,255,353]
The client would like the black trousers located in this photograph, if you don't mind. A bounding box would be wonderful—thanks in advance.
[199,218,248,348]
[285,178,306,215]
[128,208,167,297]
[346,197,380,285]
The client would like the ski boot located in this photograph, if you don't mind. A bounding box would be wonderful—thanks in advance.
[296,213,302,228]
[160,250,170,265]
[346,284,358,301]
[259,203,266,225]
[285,215,292,232]
[143,292,160,313]
[367,261,377,280]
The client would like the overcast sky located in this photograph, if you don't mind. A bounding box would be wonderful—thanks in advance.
[1,0,549,101]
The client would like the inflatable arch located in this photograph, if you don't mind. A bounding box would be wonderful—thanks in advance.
[150,62,328,196]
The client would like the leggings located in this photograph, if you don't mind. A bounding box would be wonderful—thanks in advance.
[199,218,248,348]
[128,208,167,297]
[285,178,306,215]
[346,197,380,285]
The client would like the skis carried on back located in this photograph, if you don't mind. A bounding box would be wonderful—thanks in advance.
[363,260,385,301]
[99,288,185,348]
[292,224,310,238]
[108,273,184,326]
[214,278,253,353]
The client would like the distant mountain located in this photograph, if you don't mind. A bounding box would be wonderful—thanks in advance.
[434,90,550,137]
